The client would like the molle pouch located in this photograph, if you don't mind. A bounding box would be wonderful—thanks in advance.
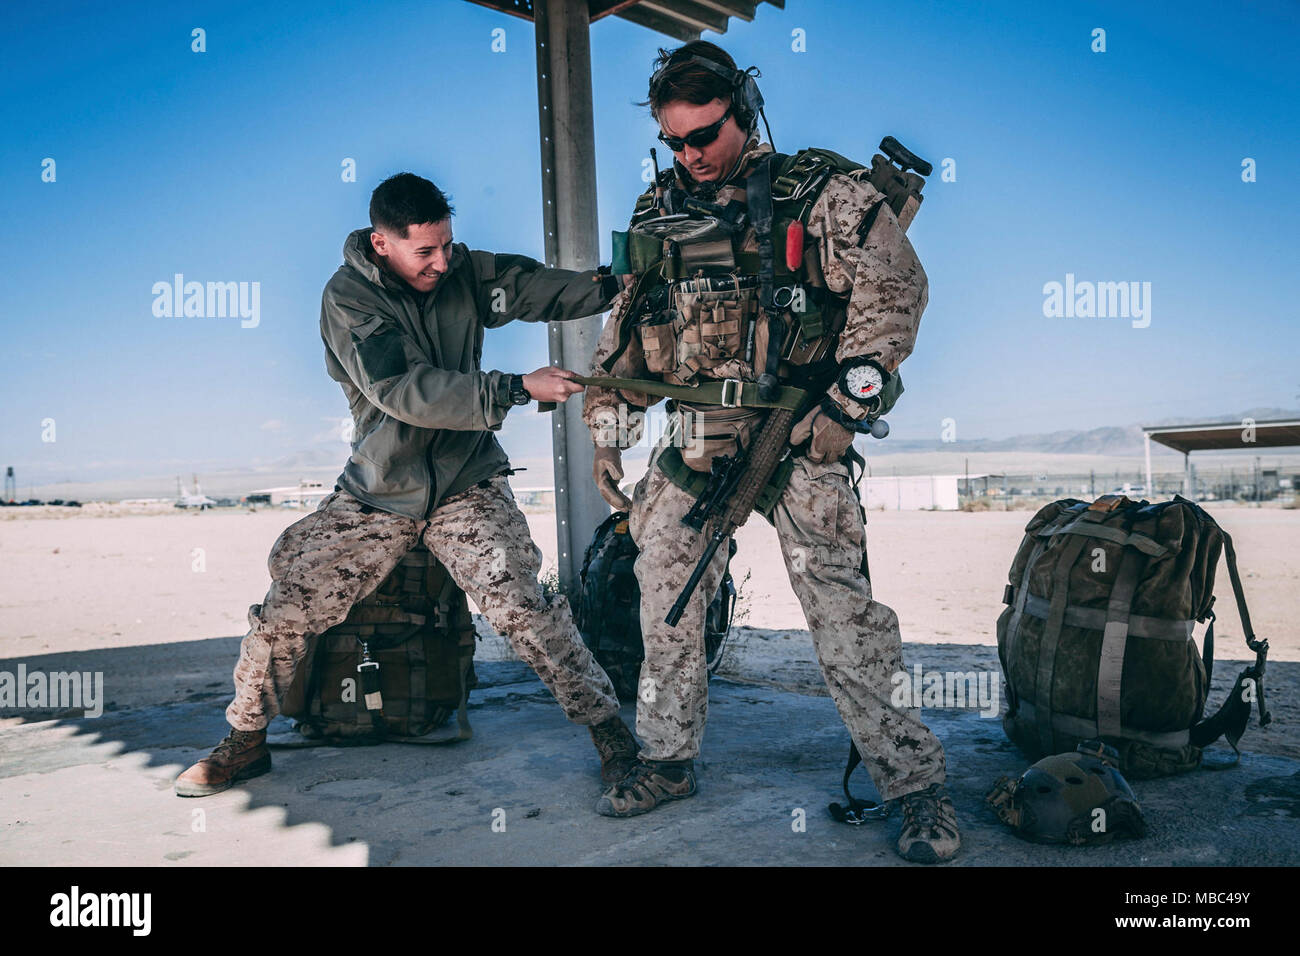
[674,286,755,371]
[676,404,765,473]
[629,214,736,280]
[628,230,662,275]
[611,230,632,275]
[677,237,735,275]
[636,313,679,374]
[784,297,832,366]
[699,298,745,363]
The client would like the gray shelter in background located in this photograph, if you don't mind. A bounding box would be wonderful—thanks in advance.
[465,0,785,589]
[1143,419,1300,500]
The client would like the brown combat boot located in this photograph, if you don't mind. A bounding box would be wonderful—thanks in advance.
[175,727,271,797]
[589,714,639,785]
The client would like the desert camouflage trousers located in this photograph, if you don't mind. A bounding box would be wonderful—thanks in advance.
[628,448,946,801]
[226,478,620,731]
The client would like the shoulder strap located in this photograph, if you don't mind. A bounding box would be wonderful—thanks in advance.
[745,154,785,401]
[772,147,864,222]
[1189,523,1271,765]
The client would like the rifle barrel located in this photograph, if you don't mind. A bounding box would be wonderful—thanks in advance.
[665,528,727,627]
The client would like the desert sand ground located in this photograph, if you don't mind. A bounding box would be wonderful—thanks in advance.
[2,500,1294,654]
[2,501,1294,754]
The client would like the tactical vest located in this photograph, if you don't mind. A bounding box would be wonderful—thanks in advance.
[614,147,866,389]
[605,147,903,507]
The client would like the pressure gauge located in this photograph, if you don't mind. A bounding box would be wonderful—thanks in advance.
[840,361,888,405]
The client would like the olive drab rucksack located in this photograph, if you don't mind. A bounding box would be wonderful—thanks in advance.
[279,544,477,744]
[997,494,1271,778]
[575,511,736,703]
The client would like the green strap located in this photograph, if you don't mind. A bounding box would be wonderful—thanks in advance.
[1038,519,1170,558]
[1035,534,1091,755]
[1097,549,1148,740]
[1014,590,1196,642]
[574,374,807,411]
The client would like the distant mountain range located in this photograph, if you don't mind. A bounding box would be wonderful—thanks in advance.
[250,406,1300,470]
[864,407,1300,457]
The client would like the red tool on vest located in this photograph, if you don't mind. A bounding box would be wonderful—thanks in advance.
[785,220,804,272]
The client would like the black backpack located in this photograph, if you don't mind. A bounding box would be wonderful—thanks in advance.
[575,511,736,703]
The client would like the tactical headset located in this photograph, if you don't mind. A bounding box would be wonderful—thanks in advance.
[648,52,768,139]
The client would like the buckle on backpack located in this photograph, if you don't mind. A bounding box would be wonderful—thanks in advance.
[1088,494,1128,512]
[720,379,742,408]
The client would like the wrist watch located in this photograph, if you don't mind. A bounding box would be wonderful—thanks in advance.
[508,374,531,406]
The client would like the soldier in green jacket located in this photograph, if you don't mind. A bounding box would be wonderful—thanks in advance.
[175,173,638,797]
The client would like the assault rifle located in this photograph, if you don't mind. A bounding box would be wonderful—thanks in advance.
[665,399,804,627]
[664,136,931,628]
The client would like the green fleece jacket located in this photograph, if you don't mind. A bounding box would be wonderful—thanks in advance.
[321,226,612,518]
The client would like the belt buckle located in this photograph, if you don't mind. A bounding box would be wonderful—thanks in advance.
[720,379,742,408]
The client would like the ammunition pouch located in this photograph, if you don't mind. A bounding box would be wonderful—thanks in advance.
[675,403,766,473]
[628,214,737,279]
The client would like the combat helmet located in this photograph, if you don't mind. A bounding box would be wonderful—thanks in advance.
[985,740,1146,845]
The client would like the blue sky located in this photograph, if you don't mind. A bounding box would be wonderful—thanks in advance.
[2,0,1297,487]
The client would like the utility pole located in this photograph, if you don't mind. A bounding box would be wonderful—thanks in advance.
[534,0,608,593]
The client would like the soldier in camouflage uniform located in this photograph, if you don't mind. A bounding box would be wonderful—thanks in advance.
[582,43,960,862]
[176,173,638,797]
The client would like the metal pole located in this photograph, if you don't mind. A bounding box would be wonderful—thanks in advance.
[1183,451,1191,499]
[534,0,609,594]
[1143,433,1152,499]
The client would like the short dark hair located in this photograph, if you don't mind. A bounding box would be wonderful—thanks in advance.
[369,173,455,237]
[642,41,738,117]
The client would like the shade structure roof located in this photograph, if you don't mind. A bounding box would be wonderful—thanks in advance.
[466,0,785,41]
[1143,419,1300,454]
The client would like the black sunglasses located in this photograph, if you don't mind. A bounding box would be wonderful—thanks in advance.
[657,106,733,152]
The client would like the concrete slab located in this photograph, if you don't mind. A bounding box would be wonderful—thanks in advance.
[2,660,1296,866]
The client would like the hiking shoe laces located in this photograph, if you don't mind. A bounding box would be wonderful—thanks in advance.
[897,782,961,863]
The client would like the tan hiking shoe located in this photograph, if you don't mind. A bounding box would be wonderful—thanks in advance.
[595,758,696,817]
[896,782,961,863]
[589,715,639,785]
[175,727,271,797]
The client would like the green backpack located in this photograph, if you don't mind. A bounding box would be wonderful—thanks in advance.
[997,494,1271,778]
[281,544,476,744]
